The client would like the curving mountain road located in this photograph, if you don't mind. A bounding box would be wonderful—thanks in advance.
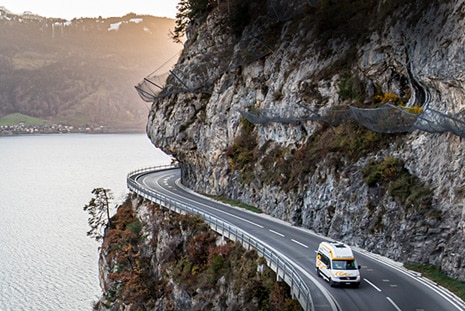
[130,167,465,311]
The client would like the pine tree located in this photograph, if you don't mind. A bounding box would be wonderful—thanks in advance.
[83,187,113,241]
[172,0,210,42]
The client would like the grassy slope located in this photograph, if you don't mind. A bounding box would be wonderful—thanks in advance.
[0,113,48,126]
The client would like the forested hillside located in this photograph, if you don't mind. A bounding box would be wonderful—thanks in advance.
[0,8,180,131]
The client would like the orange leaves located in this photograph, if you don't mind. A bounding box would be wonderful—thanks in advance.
[187,231,216,266]
[374,92,403,105]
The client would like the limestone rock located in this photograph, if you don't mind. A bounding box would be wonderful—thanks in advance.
[147,1,465,280]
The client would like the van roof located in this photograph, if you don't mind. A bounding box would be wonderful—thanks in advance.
[319,241,355,260]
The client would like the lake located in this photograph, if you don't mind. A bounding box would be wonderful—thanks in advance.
[0,134,172,310]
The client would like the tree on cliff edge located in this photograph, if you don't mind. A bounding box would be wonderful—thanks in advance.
[83,187,113,242]
[172,0,210,42]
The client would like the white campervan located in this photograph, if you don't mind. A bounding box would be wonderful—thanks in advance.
[315,241,361,287]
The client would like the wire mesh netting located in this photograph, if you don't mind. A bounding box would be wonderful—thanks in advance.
[349,104,417,133]
[134,0,304,102]
[135,44,272,102]
[240,103,465,138]
[135,72,170,102]
[136,54,219,100]
[416,107,465,137]
[134,52,180,102]
[132,0,465,139]
[320,109,353,127]
[239,108,320,124]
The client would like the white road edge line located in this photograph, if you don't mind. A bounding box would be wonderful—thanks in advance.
[270,229,284,237]
[386,297,402,311]
[142,175,265,229]
[355,248,465,311]
[292,239,309,248]
[287,253,340,311]
[143,171,450,311]
[142,172,339,311]
[172,178,265,229]
[364,278,382,292]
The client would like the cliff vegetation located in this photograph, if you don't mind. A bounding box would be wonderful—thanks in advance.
[145,0,465,282]
[95,195,301,311]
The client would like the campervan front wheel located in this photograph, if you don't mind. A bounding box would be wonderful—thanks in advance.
[329,278,335,287]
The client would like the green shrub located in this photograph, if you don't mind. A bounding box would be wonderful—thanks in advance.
[338,74,366,102]
[404,263,465,301]
[126,219,142,238]
[208,254,226,281]
[254,122,395,192]
[362,156,432,210]
[206,194,262,213]
[362,156,399,187]
[225,117,258,183]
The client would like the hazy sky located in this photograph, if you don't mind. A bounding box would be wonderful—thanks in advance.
[0,0,179,19]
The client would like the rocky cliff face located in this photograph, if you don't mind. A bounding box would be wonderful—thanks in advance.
[96,195,300,310]
[146,0,465,280]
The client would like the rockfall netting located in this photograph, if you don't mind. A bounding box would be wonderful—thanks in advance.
[135,71,171,102]
[134,0,315,102]
[240,103,465,138]
[135,40,274,102]
[349,104,417,133]
[134,53,179,102]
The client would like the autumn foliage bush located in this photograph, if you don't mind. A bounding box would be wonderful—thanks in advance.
[98,197,160,310]
[96,196,301,311]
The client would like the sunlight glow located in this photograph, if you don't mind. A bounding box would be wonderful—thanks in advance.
[0,0,179,19]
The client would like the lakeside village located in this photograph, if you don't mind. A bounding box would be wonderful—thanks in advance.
[0,121,113,136]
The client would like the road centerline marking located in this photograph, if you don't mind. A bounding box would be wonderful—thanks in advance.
[135,169,465,311]
[365,278,382,292]
[291,239,308,248]
[387,297,402,311]
[270,229,284,237]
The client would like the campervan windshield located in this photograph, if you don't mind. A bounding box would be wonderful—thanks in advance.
[332,260,357,270]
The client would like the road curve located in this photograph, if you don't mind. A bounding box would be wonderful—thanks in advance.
[130,167,465,311]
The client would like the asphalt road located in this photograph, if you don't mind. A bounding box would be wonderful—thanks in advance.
[130,167,465,311]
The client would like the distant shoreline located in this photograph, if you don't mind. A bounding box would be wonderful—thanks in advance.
[0,128,146,136]
[0,121,146,136]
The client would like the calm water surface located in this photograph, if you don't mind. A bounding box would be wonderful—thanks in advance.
[0,134,171,311]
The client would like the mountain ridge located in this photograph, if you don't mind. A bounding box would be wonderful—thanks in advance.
[0,7,181,131]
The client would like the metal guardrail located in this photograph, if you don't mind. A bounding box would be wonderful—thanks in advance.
[127,165,314,311]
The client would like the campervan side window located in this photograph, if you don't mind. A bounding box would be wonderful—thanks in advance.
[318,252,330,266]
